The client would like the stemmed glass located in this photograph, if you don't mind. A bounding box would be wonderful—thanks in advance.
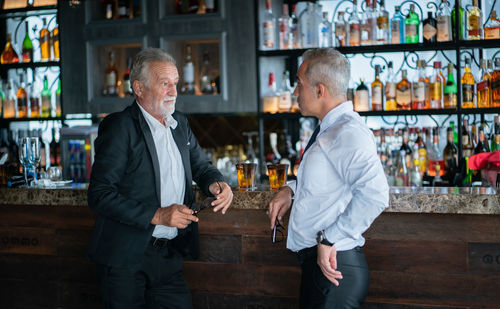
[18,137,32,186]
[28,137,41,182]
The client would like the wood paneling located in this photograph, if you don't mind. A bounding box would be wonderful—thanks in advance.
[468,242,500,275]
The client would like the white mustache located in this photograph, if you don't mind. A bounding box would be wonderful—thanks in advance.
[164,97,176,102]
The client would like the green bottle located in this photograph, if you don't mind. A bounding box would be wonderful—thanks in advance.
[21,21,33,63]
[41,76,51,118]
[451,4,464,40]
[0,80,5,118]
[405,4,420,43]
[443,63,457,109]
[55,79,61,117]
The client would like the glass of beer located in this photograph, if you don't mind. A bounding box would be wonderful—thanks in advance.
[267,164,288,191]
[236,163,257,190]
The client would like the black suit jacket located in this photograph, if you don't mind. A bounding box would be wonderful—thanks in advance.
[87,101,224,267]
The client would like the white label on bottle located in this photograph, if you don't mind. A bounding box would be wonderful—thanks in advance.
[354,90,369,111]
[412,82,425,101]
[396,87,411,106]
[279,90,292,111]
[335,24,346,37]
[263,21,275,47]
[391,20,400,44]
[183,62,194,84]
[406,24,417,37]
[372,85,383,105]
[423,23,437,40]
[386,82,396,98]
[106,72,116,87]
[205,0,215,10]
[436,16,451,41]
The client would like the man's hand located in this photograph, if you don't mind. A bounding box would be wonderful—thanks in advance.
[317,244,343,286]
[268,186,293,229]
[151,204,198,229]
[208,181,233,214]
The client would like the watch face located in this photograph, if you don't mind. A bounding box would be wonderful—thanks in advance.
[316,231,323,244]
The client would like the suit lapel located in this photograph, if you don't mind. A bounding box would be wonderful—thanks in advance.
[131,102,162,204]
[171,114,192,202]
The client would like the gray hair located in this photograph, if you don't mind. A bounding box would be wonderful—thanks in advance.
[302,48,350,98]
[130,48,176,93]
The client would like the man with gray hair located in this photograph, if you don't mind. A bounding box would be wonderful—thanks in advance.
[268,48,389,308]
[87,48,233,308]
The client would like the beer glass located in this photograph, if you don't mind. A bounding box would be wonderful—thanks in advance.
[267,163,288,191]
[236,163,257,190]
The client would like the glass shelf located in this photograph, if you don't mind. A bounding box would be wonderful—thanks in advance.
[0,61,60,70]
[0,5,57,18]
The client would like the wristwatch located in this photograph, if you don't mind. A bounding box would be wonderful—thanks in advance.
[316,230,333,246]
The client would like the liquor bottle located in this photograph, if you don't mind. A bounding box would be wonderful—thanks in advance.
[391,6,405,44]
[29,80,40,118]
[122,57,133,96]
[400,127,413,155]
[354,78,369,111]
[41,76,51,118]
[467,0,482,40]
[474,125,490,154]
[462,119,474,159]
[376,0,389,44]
[484,10,500,39]
[450,121,458,144]
[269,132,282,164]
[394,150,409,186]
[262,72,279,113]
[300,2,318,48]
[0,81,4,119]
[103,51,118,96]
[443,63,457,108]
[396,69,411,110]
[451,3,464,40]
[492,116,500,151]
[103,0,115,19]
[1,34,19,64]
[200,51,212,94]
[290,4,300,48]
[410,159,422,186]
[443,126,458,183]
[262,0,276,50]
[16,75,28,118]
[51,23,59,61]
[335,11,347,47]
[348,0,361,46]
[40,18,51,62]
[371,65,383,111]
[22,22,33,63]
[319,11,333,47]
[427,127,444,177]
[405,4,419,43]
[492,58,500,107]
[477,59,491,108]
[436,0,452,42]
[360,0,375,46]
[117,0,130,19]
[430,61,443,109]
[385,61,397,111]
[3,81,16,118]
[423,12,437,43]
[412,60,426,110]
[181,45,195,94]
[278,4,291,49]
[55,79,61,117]
[279,70,292,112]
[461,57,475,108]
[50,127,60,166]
[415,129,427,175]
[205,0,216,13]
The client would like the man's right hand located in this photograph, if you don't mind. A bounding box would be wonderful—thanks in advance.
[151,204,199,229]
[268,186,293,229]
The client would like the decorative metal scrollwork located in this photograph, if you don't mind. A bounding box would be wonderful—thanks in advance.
[460,50,480,68]
[428,115,440,127]
[332,0,355,20]
[399,0,424,20]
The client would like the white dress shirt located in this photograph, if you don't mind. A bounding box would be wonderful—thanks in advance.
[286,101,389,252]
[138,104,186,239]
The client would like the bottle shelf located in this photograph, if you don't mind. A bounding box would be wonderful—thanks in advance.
[0,5,57,18]
[358,109,458,116]
[258,39,500,57]
[260,112,302,119]
[0,116,62,125]
[0,61,60,70]
[460,107,500,114]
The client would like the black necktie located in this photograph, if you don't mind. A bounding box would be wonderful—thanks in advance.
[301,126,320,160]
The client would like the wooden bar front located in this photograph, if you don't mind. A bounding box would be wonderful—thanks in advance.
[0,187,499,308]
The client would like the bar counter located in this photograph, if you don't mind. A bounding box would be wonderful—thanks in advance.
[1,186,499,308]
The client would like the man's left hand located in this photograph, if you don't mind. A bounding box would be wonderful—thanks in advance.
[317,244,343,286]
[208,181,233,214]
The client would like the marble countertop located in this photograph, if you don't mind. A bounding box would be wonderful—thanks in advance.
[0,185,498,215]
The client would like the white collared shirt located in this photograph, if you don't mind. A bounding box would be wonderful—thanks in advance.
[138,103,185,239]
[286,101,389,252]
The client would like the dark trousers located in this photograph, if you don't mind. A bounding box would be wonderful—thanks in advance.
[95,237,192,309]
[298,246,369,309]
